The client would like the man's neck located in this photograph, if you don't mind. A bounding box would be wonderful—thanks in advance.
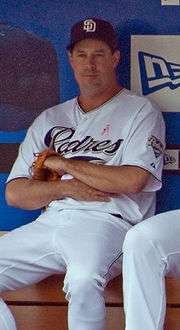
[78,85,123,112]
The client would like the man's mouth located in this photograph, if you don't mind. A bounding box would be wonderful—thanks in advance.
[82,73,98,77]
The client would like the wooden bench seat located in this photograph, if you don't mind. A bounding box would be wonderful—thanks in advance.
[1,275,124,330]
[1,274,180,329]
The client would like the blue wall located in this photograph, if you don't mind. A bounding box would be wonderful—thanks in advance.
[0,0,180,229]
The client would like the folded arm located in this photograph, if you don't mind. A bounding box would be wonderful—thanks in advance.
[5,178,110,210]
[44,155,151,194]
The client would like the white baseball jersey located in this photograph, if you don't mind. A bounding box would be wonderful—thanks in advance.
[7,89,165,224]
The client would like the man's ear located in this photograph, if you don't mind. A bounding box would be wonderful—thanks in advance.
[113,50,121,68]
[68,51,74,68]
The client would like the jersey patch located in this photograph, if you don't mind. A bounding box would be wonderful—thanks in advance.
[148,135,164,158]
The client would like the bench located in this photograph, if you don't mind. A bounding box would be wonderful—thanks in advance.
[1,234,180,329]
[1,275,180,329]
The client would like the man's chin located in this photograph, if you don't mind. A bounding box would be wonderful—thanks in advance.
[85,81,100,89]
[81,86,104,98]
[83,79,101,88]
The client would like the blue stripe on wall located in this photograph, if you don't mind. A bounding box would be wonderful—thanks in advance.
[0,174,41,230]
[0,130,26,144]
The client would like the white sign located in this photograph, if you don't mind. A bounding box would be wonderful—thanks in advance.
[161,0,180,5]
[131,35,180,112]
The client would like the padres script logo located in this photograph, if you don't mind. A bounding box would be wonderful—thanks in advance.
[138,52,180,95]
[83,19,96,32]
[45,126,123,156]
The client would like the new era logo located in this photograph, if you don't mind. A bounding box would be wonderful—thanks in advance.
[138,52,180,95]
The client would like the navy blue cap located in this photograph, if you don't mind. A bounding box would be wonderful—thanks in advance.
[67,18,118,51]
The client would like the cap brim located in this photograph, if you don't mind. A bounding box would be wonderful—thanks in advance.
[67,35,117,51]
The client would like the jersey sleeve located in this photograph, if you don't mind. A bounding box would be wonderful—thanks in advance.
[121,100,165,192]
[6,114,47,183]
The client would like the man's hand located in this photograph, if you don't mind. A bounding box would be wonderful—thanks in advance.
[43,154,65,177]
[32,149,64,180]
[65,178,111,202]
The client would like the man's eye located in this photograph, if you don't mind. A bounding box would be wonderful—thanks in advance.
[77,53,86,57]
[95,53,104,57]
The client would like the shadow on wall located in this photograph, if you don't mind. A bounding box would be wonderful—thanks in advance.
[0,23,60,230]
[0,22,60,172]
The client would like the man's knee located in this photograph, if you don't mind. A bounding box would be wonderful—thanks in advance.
[64,268,105,303]
[122,225,152,256]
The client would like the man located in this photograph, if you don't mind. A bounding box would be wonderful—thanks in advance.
[3,18,165,330]
[122,209,180,330]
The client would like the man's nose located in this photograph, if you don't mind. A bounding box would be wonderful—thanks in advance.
[86,55,96,68]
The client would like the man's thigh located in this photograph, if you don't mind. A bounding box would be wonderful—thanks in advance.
[133,210,180,277]
[0,210,66,291]
[53,210,131,281]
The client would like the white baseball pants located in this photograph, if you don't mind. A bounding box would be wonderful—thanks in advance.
[122,209,180,330]
[0,209,131,330]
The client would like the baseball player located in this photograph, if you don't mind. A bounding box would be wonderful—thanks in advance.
[2,18,165,330]
[122,209,180,330]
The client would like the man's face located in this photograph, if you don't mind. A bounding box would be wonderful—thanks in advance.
[69,39,120,96]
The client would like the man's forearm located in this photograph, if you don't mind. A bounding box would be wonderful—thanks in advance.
[5,177,110,210]
[5,178,68,210]
[44,156,151,194]
[64,160,150,193]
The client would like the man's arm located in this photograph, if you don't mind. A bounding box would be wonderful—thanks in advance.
[5,178,110,210]
[44,156,151,194]
[43,103,165,195]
